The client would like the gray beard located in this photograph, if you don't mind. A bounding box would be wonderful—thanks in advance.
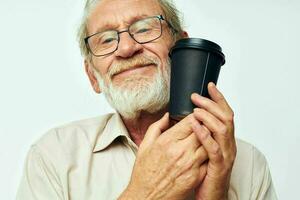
[94,60,171,120]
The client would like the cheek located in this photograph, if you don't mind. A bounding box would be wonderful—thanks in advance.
[154,43,171,65]
[145,40,171,59]
[154,36,174,62]
[91,57,113,77]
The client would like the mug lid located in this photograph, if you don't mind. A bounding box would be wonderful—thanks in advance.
[170,38,225,61]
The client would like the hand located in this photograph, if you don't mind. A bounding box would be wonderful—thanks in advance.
[119,113,208,200]
[191,82,236,200]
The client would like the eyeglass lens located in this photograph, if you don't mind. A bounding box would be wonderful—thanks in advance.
[87,16,162,56]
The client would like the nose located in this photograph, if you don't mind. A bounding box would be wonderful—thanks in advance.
[114,31,143,58]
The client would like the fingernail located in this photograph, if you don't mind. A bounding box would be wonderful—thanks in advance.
[193,108,201,112]
[208,82,216,88]
[164,112,169,118]
[191,93,199,99]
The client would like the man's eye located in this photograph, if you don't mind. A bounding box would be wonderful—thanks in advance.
[136,28,151,34]
[101,37,115,44]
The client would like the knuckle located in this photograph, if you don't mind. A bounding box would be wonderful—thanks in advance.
[225,111,234,122]
[184,114,198,131]
[211,143,221,155]
[219,125,228,135]
[156,136,169,147]
[211,144,223,161]
[156,138,164,147]
[184,170,199,186]
[166,146,183,159]
[224,148,237,166]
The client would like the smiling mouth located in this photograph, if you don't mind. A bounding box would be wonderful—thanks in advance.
[112,64,155,77]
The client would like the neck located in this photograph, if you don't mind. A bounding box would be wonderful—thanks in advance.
[120,108,167,146]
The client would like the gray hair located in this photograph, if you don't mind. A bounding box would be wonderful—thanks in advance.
[77,0,184,59]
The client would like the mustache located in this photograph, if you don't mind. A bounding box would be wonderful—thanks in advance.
[108,55,159,77]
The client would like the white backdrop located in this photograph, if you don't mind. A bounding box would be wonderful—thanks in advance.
[1,0,299,199]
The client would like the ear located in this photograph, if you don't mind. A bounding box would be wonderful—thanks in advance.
[181,31,189,38]
[84,59,101,93]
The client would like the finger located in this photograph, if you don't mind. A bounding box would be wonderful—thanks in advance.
[198,162,208,183]
[200,125,237,174]
[191,83,234,125]
[165,113,196,140]
[194,162,208,199]
[192,121,224,165]
[195,162,208,199]
[207,83,235,131]
[141,112,170,148]
[194,146,208,165]
[189,121,209,164]
[178,132,201,151]
[191,93,229,123]
[193,108,233,151]
[191,94,235,151]
[208,82,233,114]
[193,108,226,137]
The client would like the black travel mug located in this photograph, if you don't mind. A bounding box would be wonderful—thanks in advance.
[169,38,225,121]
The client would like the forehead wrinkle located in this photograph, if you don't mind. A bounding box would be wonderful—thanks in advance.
[96,14,152,33]
[87,0,162,35]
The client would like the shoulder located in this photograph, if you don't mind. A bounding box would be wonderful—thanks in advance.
[235,139,267,167]
[229,139,275,199]
[18,114,116,199]
[30,113,115,161]
[233,139,268,175]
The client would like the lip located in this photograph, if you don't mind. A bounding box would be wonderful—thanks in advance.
[112,64,155,78]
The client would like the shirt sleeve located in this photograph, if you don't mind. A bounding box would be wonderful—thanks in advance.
[16,145,64,200]
[250,147,278,200]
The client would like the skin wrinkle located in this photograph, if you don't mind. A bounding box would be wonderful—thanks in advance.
[139,147,183,199]
[94,14,151,34]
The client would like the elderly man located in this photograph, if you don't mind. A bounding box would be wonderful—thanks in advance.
[17,0,277,199]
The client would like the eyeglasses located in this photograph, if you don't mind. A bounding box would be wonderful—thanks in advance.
[84,15,170,57]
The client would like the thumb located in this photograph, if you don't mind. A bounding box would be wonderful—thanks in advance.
[140,112,170,149]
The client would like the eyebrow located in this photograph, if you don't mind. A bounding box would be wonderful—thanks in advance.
[94,14,152,33]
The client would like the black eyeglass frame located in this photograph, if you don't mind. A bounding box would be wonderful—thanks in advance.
[84,15,174,57]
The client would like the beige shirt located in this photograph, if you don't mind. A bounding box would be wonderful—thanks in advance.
[17,113,277,200]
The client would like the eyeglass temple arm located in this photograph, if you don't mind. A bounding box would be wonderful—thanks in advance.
[159,15,179,33]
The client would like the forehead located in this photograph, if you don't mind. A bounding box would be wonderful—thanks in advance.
[87,0,163,34]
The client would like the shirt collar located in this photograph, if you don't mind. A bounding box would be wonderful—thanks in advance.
[93,112,133,153]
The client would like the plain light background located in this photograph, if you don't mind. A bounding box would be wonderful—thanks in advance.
[1,0,299,199]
